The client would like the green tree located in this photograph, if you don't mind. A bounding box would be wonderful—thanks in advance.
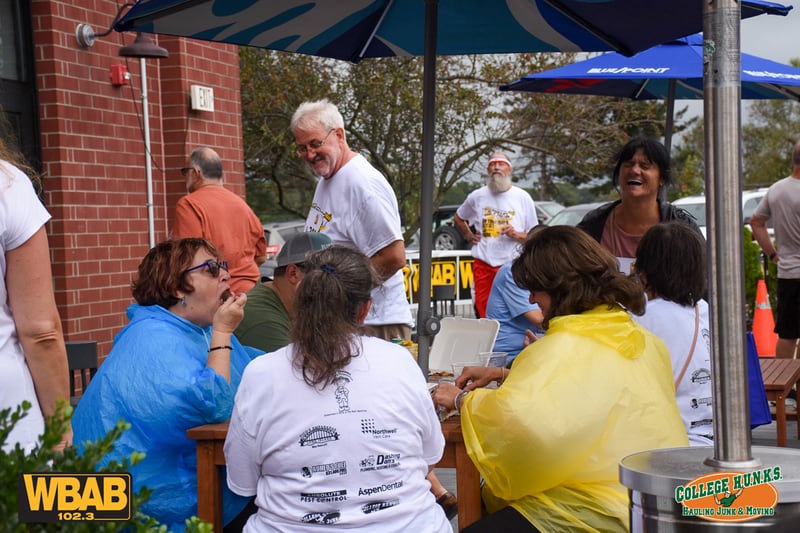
[240,49,336,221]
[742,99,800,187]
[241,51,669,235]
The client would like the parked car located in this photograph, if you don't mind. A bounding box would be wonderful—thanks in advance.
[432,205,468,250]
[672,189,771,239]
[431,200,564,250]
[546,202,605,227]
[535,200,565,224]
[260,219,306,280]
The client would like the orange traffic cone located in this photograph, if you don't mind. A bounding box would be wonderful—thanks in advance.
[753,279,778,357]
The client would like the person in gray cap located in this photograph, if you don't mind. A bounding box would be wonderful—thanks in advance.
[235,232,332,352]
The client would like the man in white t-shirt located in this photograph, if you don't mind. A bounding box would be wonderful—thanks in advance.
[290,99,412,341]
[454,152,538,317]
[291,100,455,518]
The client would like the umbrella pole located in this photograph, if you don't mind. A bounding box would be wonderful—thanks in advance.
[664,79,675,155]
[703,0,756,469]
[660,79,677,203]
[415,0,438,376]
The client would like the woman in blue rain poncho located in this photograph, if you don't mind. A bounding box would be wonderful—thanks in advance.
[72,238,260,532]
[433,225,688,532]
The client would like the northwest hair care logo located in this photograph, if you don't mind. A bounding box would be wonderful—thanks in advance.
[675,468,780,522]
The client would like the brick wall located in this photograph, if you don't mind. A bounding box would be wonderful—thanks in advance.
[33,1,244,359]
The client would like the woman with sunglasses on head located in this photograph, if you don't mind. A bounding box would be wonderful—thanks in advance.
[72,238,261,532]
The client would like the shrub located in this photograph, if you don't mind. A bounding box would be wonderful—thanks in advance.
[0,402,211,533]
[743,225,777,330]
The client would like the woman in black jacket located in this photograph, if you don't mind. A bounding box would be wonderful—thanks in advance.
[577,136,701,273]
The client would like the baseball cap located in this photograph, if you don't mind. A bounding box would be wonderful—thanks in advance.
[276,232,332,267]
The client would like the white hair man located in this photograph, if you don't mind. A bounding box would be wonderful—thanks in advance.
[454,152,538,318]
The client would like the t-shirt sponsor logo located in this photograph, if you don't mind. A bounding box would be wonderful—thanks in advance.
[301,461,347,478]
[301,511,340,524]
[692,368,711,384]
[360,418,397,439]
[358,480,403,496]
[362,499,399,514]
[299,490,347,503]
[299,426,340,448]
[359,453,401,472]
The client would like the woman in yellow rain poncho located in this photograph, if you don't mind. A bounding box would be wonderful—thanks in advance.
[433,225,688,532]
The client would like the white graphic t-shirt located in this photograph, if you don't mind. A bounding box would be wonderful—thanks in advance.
[456,186,538,266]
[633,297,714,446]
[225,337,450,532]
[305,155,412,327]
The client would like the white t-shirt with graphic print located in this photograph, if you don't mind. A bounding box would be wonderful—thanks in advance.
[633,297,714,446]
[456,185,538,266]
[225,336,449,532]
[304,154,412,327]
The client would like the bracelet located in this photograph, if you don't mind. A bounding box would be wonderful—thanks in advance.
[770,252,777,261]
[208,345,233,352]
[454,390,471,416]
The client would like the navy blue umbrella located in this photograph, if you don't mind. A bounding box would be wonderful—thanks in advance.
[114,1,790,60]
[500,33,800,151]
[113,0,791,373]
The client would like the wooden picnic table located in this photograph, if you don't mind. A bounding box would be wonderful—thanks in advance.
[759,357,800,447]
[187,417,482,531]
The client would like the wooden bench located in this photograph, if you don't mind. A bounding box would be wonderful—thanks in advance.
[759,358,800,447]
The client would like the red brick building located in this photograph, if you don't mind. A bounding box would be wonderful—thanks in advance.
[2,1,247,359]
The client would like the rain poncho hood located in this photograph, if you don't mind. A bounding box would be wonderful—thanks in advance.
[72,304,262,531]
[460,305,688,531]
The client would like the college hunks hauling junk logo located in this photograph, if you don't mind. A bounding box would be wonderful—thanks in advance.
[675,467,780,522]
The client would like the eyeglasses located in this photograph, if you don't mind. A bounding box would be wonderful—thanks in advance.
[180,167,195,177]
[295,129,335,156]
[184,259,229,277]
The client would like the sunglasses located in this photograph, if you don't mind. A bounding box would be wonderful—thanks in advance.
[184,259,229,277]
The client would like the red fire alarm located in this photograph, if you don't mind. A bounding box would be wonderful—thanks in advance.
[110,64,129,86]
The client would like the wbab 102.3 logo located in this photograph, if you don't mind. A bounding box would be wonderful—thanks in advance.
[675,467,780,523]
[17,473,131,522]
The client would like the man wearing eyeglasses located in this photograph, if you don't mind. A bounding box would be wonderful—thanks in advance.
[291,99,458,519]
[173,147,267,294]
[290,99,413,342]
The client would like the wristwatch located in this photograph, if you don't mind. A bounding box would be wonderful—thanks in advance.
[770,252,778,261]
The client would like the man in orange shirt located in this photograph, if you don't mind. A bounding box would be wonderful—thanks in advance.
[173,147,266,294]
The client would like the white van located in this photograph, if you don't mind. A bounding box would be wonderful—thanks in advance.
[672,188,771,238]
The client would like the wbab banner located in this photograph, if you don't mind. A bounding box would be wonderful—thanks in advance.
[403,250,474,305]
[18,473,131,523]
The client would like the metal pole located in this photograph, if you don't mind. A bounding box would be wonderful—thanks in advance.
[660,79,677,203]
[141,57,156,249]
[703,0,758,468]
[415,0,439,376]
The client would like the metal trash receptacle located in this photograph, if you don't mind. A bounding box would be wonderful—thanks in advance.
[620,446,800,531]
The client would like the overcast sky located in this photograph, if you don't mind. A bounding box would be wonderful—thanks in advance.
[675,4,799,135]
[741,3,799,63]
